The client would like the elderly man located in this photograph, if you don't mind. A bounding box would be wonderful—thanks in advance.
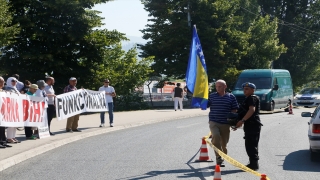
[207,79,238,167]
[236,82,262,170]
[12,74,24,92]
[44,77,56,135]
[64,77,81,133]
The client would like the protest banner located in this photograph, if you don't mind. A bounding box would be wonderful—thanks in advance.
[83,90,108,112]
[55,89,108,121]
[0,92,48,128]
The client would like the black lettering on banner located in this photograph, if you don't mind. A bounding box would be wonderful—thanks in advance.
[79,92,85,110]
[74,94,79,111]
[57,98,62,117]
[68,95,74,113]
[62,97,68,115]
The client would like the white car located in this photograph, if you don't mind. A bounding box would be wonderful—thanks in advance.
[293,88,320,107]
[301,107,320,161]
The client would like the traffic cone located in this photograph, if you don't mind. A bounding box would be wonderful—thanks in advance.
[288,104,294,115]
[260,174,267,180]
[213,165,222,180]
[195,138,212,162]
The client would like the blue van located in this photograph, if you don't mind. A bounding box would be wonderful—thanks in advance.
[232,69,293,112]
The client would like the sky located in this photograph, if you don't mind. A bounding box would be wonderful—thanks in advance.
[93,0,149,41]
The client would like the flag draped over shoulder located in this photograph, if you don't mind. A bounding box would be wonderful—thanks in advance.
[185,25,209,110]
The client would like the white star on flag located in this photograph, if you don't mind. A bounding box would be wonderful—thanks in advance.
[199,51,204,57]
[196,43,201,50]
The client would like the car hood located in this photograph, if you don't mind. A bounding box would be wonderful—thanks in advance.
[295,94,320,98]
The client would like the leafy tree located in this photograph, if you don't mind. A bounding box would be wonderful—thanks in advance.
[0,0,19,51]
[258,0,320,89]
[140,0,285,86]
[1,0,111,93]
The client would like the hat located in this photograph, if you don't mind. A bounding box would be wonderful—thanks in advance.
[69,77,77,81]
[36,80,47,88]
[29,84,38,89]
[242,82,256,89]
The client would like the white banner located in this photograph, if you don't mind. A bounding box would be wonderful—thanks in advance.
[0,92,48,127]
[55,89,108,121]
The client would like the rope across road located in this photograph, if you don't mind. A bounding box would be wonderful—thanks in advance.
[203,133,271,180]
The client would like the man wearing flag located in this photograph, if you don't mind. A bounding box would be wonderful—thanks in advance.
[186,26,238,167]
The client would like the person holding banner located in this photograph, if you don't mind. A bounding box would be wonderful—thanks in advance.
[99,79,116,127]
[64,77,81,132]
[24,84,39,140]
[0,76,12,148]
[4,77,21,143]
[44,77,56,135]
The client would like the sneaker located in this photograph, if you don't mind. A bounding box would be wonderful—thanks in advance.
[99,124,105,127]
[216,157,225,167]
[66,130,73,133]
[0,144,5,148]
[110,123,113,127]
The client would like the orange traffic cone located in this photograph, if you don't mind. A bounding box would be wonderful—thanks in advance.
[195,138,212,162]
[213,165,222,180]
[288,104,294,115]
[260,174,267,180]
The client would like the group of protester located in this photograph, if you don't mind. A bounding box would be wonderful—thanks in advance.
[0,75,116,149]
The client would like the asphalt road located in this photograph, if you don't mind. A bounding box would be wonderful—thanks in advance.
[1,108,319,180]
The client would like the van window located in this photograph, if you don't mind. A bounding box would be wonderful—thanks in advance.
[277,77,292,89]
[234,78,272,90]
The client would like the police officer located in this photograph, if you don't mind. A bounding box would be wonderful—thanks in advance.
[236,82,261,170]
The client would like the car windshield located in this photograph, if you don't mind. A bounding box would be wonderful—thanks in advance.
[234,78,272,90]
[299,88,320,95]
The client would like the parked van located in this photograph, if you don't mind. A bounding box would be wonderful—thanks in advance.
[232,69,293,112]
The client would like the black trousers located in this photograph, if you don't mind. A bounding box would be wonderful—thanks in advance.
[47,105,55,132]
[24,127,33,138]
[244,122,261,161]
[0,126,6,145]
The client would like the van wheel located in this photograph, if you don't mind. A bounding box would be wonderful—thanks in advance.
[267,101,275,112]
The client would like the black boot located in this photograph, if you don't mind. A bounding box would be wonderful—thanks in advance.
[246,159,259,170]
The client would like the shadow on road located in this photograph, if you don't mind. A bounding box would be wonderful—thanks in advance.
[116,149,242,180]
[282,150,320,172]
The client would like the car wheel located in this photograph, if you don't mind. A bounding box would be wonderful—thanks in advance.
[310,147,318,162]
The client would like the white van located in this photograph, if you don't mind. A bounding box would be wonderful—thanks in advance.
[301,106,320,161]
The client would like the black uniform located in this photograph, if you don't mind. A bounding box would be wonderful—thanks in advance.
[239,95,261,162]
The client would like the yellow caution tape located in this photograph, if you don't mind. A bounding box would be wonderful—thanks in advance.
[203,132,270,180]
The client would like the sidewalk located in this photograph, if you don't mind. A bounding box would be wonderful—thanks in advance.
[0,108,208,171]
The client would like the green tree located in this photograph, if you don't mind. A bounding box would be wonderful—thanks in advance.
[140,0,285,85]
[0,0,19,51]
[258,0,320,89]
[0,0,111,93]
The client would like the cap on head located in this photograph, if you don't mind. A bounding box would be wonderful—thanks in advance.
[242,82,256,89]
[36,80,48,88]
[29,84,38,89]
[69,77,77,81]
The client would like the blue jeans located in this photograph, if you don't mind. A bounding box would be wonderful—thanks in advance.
[100,102,114,124]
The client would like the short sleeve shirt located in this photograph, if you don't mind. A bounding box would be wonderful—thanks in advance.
[44,85,55,105]
[241,95,260,122]
[99,86,115,103]
[207,92,239,124]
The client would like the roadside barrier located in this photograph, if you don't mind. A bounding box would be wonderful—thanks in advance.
[203,133,270,180]
[213,164,222,180]
[195,138,213,162]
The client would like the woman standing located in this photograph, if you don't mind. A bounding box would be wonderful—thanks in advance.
[5,77,21,143]
[0,77,12,148]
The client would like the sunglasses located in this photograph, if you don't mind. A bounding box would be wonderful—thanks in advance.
[11,80,17,83]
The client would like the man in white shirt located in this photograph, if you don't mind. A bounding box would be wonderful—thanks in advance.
[12,74,24,92]
[44,77,56,135]
[99,79,116,127]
